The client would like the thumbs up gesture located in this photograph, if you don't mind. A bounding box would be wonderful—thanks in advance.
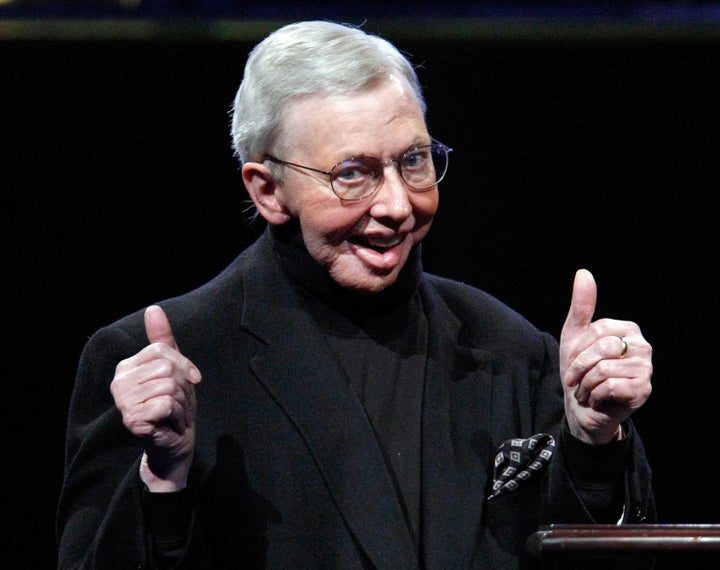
[110,305,202,491]
[559,270,653,445]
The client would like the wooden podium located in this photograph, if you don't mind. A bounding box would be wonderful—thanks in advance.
[527,524,720,569]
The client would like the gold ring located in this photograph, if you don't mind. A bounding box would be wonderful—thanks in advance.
[619,336,628,359]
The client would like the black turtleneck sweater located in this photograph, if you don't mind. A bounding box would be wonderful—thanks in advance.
[271,222,427,550]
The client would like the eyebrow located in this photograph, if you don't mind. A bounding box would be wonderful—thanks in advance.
[336,140,432,162]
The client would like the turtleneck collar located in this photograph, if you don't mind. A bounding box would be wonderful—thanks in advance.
[269,220,424,322]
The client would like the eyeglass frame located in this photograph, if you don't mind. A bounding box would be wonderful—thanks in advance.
[261,139,452,202]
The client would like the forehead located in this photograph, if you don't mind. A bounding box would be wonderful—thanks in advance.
[281,75,427,159]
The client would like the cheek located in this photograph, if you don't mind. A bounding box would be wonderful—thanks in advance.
[411,192,439,233]
[300,203,367,244]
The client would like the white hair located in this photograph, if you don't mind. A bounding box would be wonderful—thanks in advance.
[230,20,426,166]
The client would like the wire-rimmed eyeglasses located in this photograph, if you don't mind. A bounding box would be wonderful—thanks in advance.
[262,139,452,202]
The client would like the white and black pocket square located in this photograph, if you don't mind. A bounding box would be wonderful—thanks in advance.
[488,433,556,500]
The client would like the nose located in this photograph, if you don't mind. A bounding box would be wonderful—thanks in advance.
[369,161,413,220]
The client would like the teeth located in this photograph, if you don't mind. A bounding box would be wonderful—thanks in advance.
[366,235,402,248]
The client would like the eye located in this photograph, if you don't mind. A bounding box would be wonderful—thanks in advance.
[402,147,431,170]
[333,159,377,184]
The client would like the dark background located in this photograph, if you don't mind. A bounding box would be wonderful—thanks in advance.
[4,3,720,567]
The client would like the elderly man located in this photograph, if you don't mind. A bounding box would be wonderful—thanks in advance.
[57,20,654,570]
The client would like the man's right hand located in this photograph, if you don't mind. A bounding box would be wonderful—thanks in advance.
[110,305,202,492]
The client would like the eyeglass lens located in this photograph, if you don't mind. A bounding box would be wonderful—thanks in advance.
[330,142,450,201]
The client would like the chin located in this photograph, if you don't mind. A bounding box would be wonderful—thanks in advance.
[333,270,400,295]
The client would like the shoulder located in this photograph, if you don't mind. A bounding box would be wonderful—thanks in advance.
[423,273,533,326]
[422,272,554,349]
[88,234,274,351]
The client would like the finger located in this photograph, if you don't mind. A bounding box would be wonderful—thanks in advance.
[568,334,629,397]
[143,305,202,384]
[562,268,597,336]
[583,376,629,409]
[572,344,652,405]
[584,374,651,412]
[144,305,178,349]
[571,352,625,404]
[126,396,188,437]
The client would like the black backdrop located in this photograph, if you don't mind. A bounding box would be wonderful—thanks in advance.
[4,21,720,567]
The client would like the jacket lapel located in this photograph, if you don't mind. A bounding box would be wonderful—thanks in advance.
[240,236,418,568]
[419,282,494,568]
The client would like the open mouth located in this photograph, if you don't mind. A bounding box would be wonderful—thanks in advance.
[351,234,404,253]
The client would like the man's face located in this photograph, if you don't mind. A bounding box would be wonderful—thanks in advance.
[274,74,439,294]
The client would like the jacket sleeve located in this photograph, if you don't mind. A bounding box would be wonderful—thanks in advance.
[56,319,188,570]
[545,419,656,524]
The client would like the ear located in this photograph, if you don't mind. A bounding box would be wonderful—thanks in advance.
[242,162,293,225]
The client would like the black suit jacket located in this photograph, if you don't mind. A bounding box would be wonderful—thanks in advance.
[57,228,654,569]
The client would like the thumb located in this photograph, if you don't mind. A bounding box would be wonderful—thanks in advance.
[144,305,178,349]
[561,269,597,339]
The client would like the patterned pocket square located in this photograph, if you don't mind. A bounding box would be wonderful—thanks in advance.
[488,433,556,500]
